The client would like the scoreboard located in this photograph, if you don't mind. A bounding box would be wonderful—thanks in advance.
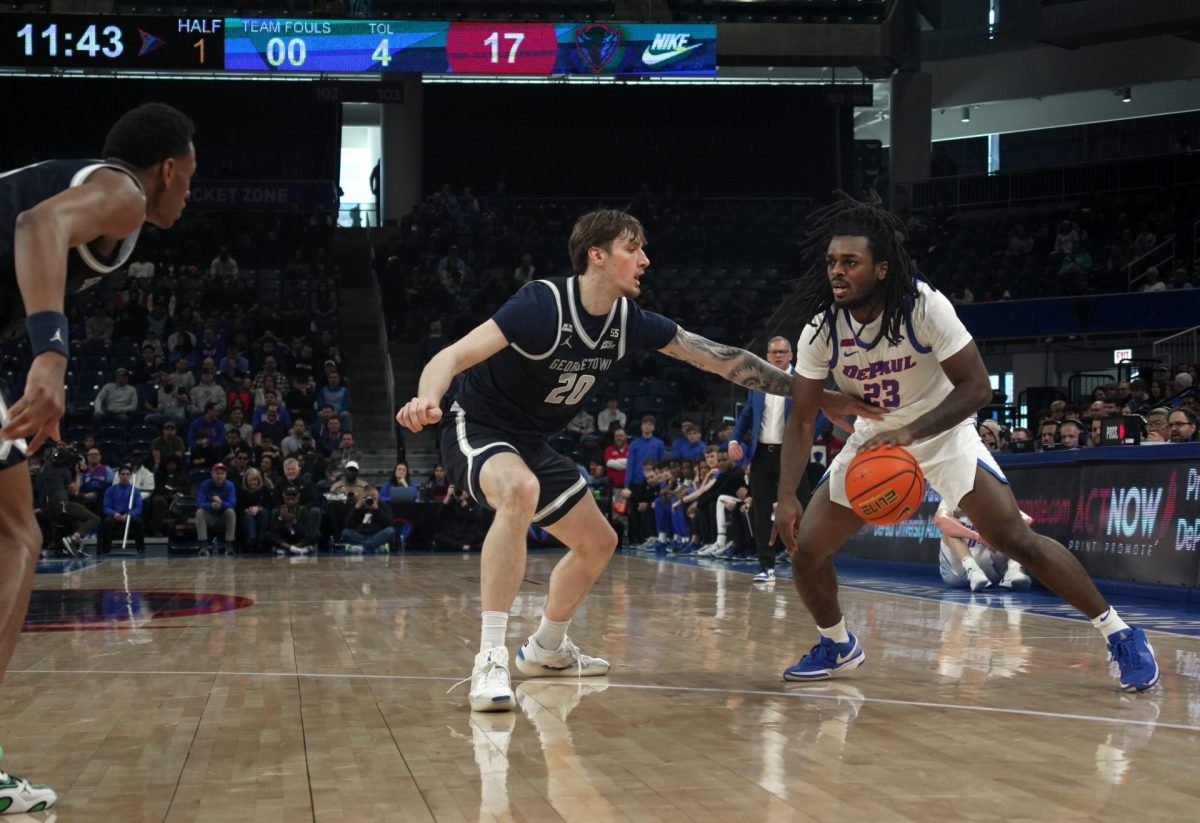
[0,14,716,76]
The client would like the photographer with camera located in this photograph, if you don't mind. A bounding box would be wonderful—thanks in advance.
[151,453,191,538]
[325,460,370,547]
[340,489,396,553]
[433,485,486,553]
[269,486,319,556]
[33,444,99,556]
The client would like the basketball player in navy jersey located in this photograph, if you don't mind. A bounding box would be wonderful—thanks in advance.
[397,209,880,712]
[773,195,1159,692]
[0,102,195,812]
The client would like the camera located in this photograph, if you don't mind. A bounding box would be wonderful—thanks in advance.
[50,443,82,467]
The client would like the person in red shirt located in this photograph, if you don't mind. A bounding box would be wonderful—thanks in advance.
[604,428,629,487]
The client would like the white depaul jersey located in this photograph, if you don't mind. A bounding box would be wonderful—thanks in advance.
[794,280,974,437]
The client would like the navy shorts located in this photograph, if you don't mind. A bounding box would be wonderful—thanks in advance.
[439,403,588,527]
[0,378,28,471]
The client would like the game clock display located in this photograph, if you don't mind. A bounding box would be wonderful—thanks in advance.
[0,14,224,69]
[0,14,714,76]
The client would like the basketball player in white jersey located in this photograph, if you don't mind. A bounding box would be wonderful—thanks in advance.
[774,195,1159,692]
[0,103,195,812]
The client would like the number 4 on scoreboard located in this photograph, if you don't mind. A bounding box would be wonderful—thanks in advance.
[372,39,391,67]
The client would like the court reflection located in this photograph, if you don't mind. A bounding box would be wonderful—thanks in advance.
[935,598,1033,682]
[1094,695,1162,786]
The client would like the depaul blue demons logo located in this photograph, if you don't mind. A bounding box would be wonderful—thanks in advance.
[575,24,622,73]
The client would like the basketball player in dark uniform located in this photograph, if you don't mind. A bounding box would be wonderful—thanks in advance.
[0,102,195,812]
[396,209,879,713]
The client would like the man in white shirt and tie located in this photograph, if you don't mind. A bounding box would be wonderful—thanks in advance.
[728,337,794,583]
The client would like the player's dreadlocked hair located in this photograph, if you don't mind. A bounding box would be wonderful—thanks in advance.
[103,103,194,170]
[793,192,930,347]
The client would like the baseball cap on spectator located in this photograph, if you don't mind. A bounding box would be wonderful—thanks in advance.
[345,460,360,470]
[115,367,129,376]
[162,420,176,429]
[283,486,299,497]
[212,462,227,471]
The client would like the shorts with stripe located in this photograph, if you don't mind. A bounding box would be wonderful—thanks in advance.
[0,378,29,471]
[820,419,1007,513]
[439,404,589,527]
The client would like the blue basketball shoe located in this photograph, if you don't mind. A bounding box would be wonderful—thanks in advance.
[784,632,866,681]
[1107,627,1160,692]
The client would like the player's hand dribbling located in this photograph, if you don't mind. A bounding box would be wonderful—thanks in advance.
[2,353,66,454]
[395,398,443,432]
[860,425,916,451]
[772,496,804,556]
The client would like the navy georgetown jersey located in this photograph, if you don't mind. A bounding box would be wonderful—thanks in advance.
[455,276,678,434]
[0,159,143,335]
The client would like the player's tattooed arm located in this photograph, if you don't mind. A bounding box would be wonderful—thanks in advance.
[660,328,793,396]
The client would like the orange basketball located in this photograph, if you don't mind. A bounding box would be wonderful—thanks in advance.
[844,445,925,525]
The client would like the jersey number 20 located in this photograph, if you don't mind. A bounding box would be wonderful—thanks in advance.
[545,373,595,405]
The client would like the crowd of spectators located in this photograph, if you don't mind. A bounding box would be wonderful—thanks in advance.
[972,363,1200,453]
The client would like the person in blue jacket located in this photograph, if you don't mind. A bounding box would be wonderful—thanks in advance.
[100,464,144,553]
[195,462,237,553]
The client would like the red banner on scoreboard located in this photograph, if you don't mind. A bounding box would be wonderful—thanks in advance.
[445,22,558,74]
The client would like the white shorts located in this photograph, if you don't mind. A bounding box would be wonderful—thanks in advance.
[823,419,1007,513]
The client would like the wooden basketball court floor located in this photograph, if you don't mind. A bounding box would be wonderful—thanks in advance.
[4,550,1199,822]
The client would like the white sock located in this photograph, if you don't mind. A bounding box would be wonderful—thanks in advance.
[658,532,668,542]
[819,617,851,644]
[481,611,508,652]
[1091,607,1130,639]
[532,615,570,651]
[962,556,983,574]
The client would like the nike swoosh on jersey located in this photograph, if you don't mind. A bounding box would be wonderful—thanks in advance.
[642,43,703,66]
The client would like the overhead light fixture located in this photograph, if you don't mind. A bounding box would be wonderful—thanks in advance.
[1121,86,1132,103]
[961,106,971,122]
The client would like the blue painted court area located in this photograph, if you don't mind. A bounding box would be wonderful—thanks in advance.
[619,547,1200,639]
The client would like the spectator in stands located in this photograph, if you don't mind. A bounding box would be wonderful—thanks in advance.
[133,344,163,385]
[1168,409,1198,443]
[324,431,362,485]
[253,358,284,394]
[237,468,272,552]
[514,253,536,285]
[626,415,665,488]
[380,462,418,504]
[100,465,145,553]
[219,344,250,379]
[188,402,227,448]
[186,430,217,472]
[85,305,114,344]
[93,367,138,426]
[1170,266,1193,289]
[566,407,596,437]
[79,447,113,514]
[673,423,707,462]
[1126,379,1151,413]
[621,459,661,546]
[316,413,342,456]
[1053,220,1079,255]
[1038,420,1059,451]
[317,371,353,431]
[194,327,225,367]
[1139,266,1166,293]
[279,419,307,457]
[978,419,1005,452]
[150,454,190,538]
[1058,240,1093,284]
[1010,427,1032,448]
[1058,419,1084,449]
[189,368,226,415]
[128,253,155,283]
[1171,372,1194,405]
[281,458,322,534]
[255,403,290,449]
[311,282,338,329]
[596,397,626,434]
[1088,416,1104,447]
[1006,225,1034,256]
[269,490,319,556]
[603,429,629,488]
[209,246,239,283]
[285,374,316,420]
[421,464,450,503]
[340,488,396,553]
[1144,408,1170,442]
[195,463,237,553]
[170,357,195,393]
[258,453,283,490]
[129,447,155,498]
[150,373,189,428]
[226,405,254,444]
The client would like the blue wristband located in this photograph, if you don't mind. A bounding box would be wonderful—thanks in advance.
[26,311,70,358]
